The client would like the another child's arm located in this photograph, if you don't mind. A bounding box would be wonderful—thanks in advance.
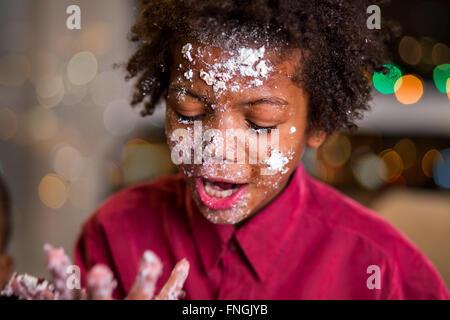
[1,245,189,300]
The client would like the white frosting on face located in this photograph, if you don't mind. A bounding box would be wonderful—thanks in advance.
[183,69,193,80]
[181,43,193,62]
[262,149,293,175]
[180,43,273,95]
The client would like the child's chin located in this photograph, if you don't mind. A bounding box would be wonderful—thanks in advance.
[196,200,250,225]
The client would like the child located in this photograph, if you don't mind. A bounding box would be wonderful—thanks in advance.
[0,174,13,291]
[75,0,447,299]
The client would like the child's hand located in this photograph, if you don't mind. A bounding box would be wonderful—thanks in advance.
[1,244,189,300]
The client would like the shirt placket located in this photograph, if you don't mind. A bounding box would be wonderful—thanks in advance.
[216,236,252,299]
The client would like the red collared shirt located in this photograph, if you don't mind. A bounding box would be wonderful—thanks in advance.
[74,164,449,299]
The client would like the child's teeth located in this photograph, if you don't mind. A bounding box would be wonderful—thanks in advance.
[204,182,235,198]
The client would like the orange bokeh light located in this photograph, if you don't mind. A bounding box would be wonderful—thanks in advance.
[394,75,423,104]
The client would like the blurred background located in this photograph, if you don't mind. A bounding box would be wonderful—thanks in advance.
[0,0,449,288]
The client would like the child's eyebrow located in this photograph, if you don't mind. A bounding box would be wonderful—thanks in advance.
[241,97,289,107]
[168,84,288,107]
[168,84,210,104]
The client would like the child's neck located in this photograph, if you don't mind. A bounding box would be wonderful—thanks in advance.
[232,170,296,229]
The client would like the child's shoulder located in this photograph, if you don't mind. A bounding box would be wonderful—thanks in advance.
[303,173,427,265]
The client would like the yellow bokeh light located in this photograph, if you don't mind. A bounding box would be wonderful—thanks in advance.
[379,149,404,182]
[38,174,68,209]
[398,36,422,65]
[447,78,450,99]
[320,133,352,168]
[81,23,112,56]
[432,43,450,66]
[394,139,416,170]
[67,51,98,85]
[27,108,59,141]
[422,149,443,178]
[394,75,423,104]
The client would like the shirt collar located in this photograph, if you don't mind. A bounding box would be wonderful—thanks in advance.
[186,163,308,281]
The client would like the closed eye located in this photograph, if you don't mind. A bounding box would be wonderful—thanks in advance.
[246,120,277,132]
[174,110,204,123]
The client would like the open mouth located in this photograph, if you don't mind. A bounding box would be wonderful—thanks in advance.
[195,177,248,210]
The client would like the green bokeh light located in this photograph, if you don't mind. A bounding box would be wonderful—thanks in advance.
[433,64,450,94]
[372,64,403,94]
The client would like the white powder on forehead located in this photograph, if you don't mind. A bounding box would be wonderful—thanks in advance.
[223,46,272,79]
[181,43,193,62]
[250,79,263,87]
[290,126,296,134]
[183,43,273,95]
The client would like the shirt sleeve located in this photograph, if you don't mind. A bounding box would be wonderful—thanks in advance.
[74,212,125,299]
[387,251,450,300]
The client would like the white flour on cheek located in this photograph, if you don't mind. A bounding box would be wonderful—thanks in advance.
[262,149,294,175]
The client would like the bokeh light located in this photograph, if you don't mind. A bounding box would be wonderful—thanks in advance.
[122,139,175,185]
[0,108,18,141]
[320,133,352,168]
[422,149,443,178]
[90,71,128,106]
[62,75,88,106]
[27,108,59,141]
[433,149,450,189]
[373,64,403,94]
[351,151,387,190]
[35,75,63,99]
[80,22,112,56]
[398,36,422,65]
[419,37,435,66]
[432,43,450,66]
[379,149,404,183]
[52,145,85,181]
[38,174,68,209]
[67,51,98,85]
[103,100,138,136]
[29,50,59,84]
[394,75,423,104]
[447,79,450,99]
[433,64,450,94]
[394,139,416,170]
[105,161,123,187]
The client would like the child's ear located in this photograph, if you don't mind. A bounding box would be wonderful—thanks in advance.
[306,129,327,148]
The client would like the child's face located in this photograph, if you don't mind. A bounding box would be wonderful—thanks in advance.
[165,41,325,225]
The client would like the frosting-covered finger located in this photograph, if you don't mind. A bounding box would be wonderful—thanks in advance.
[127,250,163,300]
[87,264,117,300]
[155,258,189,300]
[44,243,74,300]
[1,272,55,300]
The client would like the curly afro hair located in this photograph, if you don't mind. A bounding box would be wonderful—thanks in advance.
[125,0,398,134]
